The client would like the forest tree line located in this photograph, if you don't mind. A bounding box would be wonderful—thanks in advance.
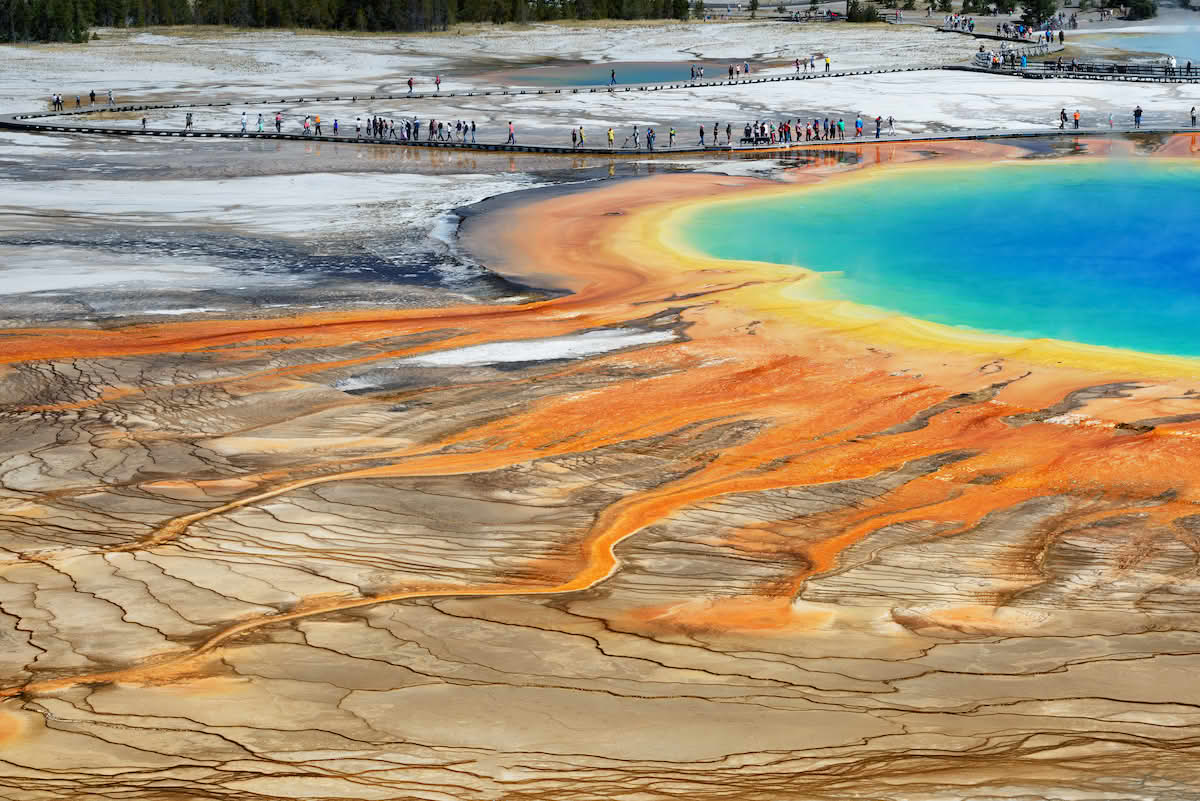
[2,0,1156,45]
[2,0,696,42]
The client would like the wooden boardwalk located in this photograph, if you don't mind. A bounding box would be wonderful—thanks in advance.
[4,106,1195,157]
[5,61,1198,156]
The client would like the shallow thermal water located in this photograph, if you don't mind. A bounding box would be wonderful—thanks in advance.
[679,158,1200,356]
[1082,30,1200,62]
[504,59,755,86]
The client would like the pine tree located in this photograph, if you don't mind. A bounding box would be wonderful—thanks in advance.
[1019,0,1054,24]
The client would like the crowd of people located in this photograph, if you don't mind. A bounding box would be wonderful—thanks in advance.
[747,115,897,142]
[943,14,975,33]
[793,56,833,73]
[994,22,1041,40]
[48,89,114,110]
[572,115,899,150]
[214,111,484,142]
[951,12,1074,41]
[981,45,1032,70]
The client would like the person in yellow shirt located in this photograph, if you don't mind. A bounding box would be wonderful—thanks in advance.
[607,127,614,148]
[314,114,322,135]
[1072,110,1080,129]
[825,56,831,72]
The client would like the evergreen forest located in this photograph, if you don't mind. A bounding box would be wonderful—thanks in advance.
[2,0,695,43]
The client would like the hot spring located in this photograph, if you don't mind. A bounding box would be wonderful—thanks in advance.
[676,159,1200,357]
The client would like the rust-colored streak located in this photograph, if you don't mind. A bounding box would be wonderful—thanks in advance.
[5,141,1200,697]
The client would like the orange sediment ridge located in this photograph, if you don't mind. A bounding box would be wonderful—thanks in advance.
[5,140,1200,696]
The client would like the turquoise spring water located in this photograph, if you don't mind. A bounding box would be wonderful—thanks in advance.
[1084,31,1200,63]
[678,159,1200,357]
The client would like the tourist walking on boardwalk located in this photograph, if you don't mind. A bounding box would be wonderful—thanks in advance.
[184,112,193,130]
[874,115,882,138]
[1192,106,1197,126]
[854,116,863,137]
[726,122,732,144]
[257,113,263,132]
[608,127,615,148]
[824,56,830,72]
[506,121,515,144]
[333,119,339,136]
[838,119,846,139]
[141,116,147,130]
[241,111,247,133]
[668,127,675,147]
[1059,108,1067,129]
[1134,105,1143,128]
[89,89,96,105]
[888,115,895,134]
[647,127,656,150]
[698,124,705,145]
[408,77,414,94]
[435,75,441,93]
[75,95,80,108]
[1073,110,1080,129]
[810,55,815,71]
[107,89,114,105]
[313,115,321,134]
[275,112,282,132]
[471,120,477,143]
[571,127,577,148]
[610,69,617,86]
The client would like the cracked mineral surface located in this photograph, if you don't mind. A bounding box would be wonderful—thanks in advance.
[4,23,1200,801]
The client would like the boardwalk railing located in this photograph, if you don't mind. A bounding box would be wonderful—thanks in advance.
[967,56,1200,82]
[972,41,1061,68]
[1023,60,1200,78]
